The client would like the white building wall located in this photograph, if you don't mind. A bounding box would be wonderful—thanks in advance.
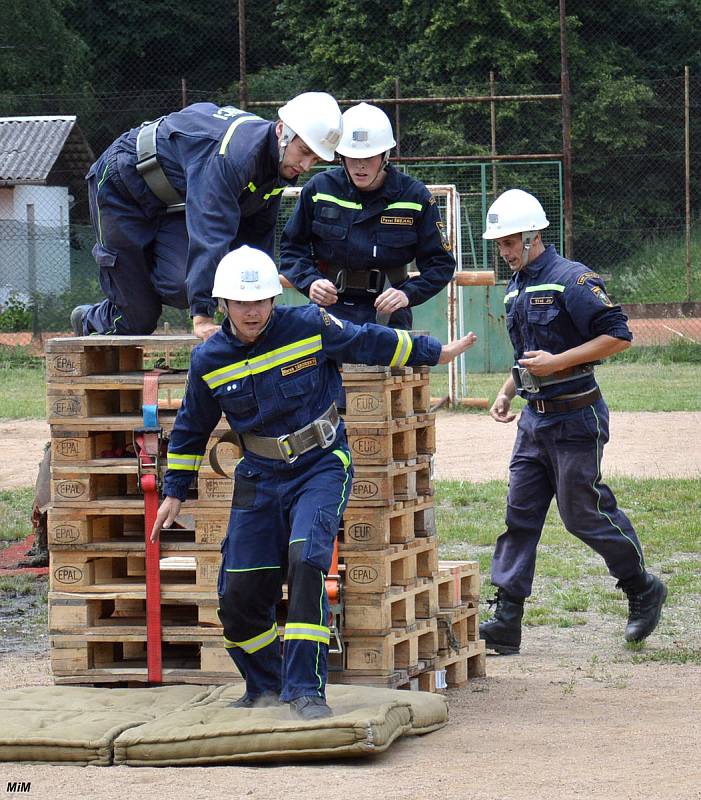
[0,184,71,296]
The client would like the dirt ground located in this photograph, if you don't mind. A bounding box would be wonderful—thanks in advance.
[1,411,700,798]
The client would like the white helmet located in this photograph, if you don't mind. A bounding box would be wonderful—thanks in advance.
[212,245,283,302]
[336,102,396,159]
[278,92,343,162]
[482,189,550,240]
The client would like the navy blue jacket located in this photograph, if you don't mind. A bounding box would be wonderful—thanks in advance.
[505,245,633,400]
[279,165,455,304]
[104,103,292,318]
[163,303,442,500]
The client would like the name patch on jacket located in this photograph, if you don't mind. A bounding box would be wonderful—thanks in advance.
[530,295,554,305]
[380,215,413,226]
[281,357,317,376]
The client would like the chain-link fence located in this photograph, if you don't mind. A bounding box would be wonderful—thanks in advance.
[1,0,699,350]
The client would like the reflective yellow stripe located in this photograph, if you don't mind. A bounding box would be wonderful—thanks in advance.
[263,187,284,200]
[284,622,330,644]
[167,452,204,471]
[332,448,350,469]
[203,335,322,389]
[312,192,362,210]
[224,623,279,653]
[504,289,519,304]
[390,329,412,367]
[525,284,565,293]
[219,115,260,156]
[385,201,422,211]
[247,181,257,192]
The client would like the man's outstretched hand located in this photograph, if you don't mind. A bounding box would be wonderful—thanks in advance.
[437,332,478,364]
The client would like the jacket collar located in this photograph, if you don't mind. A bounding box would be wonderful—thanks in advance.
[522,244,557,278]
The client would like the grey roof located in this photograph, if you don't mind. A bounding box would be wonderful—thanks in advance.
[0,115,94,186]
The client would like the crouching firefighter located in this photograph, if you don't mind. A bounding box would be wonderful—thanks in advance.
[150,245,477,719]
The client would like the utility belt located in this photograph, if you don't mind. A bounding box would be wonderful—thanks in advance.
[210,403,340,473]
[135,118,185,214]
[511,362,595,394]
[528,387,602,414]
[318,263,409,295]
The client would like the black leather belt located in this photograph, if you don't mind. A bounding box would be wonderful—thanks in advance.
[528,387,601,414]
[320,265,409,294]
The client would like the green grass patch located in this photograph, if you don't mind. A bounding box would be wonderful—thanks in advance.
[435,477,701,630]
[0,347,46,419]
[0,574,37,595]
[628,646,701,665]
[431,361,701,412]
[0,488,35,542]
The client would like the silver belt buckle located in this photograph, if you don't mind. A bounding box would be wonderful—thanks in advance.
[312,417,336,449]
[519,367,540,393]
[534,399,546,414]
[276,434,298,464]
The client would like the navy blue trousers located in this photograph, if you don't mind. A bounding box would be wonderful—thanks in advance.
[491,397,645,598]
[83,150,189,335]
[217,445,352,702]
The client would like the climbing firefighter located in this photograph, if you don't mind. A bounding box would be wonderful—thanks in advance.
[150,245,476,719]
[479,188,667,654]
[280,102,455,328]
[71,92,343,340]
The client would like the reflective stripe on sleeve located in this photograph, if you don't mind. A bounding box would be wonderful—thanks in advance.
[504,289,519,303]
[390,329,413,367]
[167,452,204,471]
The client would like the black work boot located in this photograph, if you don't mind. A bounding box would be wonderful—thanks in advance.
[228,691,282,709]
[617,572,668,642]
[289,696,333,720]
[479,588,525,655]
[70,304,92,336]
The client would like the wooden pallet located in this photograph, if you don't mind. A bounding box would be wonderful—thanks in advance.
[49,590,220,630]
[342,580,439,635]
[342,368,431,422]
[437,561,481,609]
[344,414,436,465]
[49,545,220,593]
[434,640,487,689]
[341,497,436,549]
[348,456,433,507]
[437,606,480,653]
[47,501,233,548]
[50,632,242,685]
[44,334,198,379]
[340,537,439,594]
[342,618,438,676]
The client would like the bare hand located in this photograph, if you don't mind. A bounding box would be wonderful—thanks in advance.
[518,350,561,377]
[437,332,478,365]
[150,496,182,543]
[375,288,409,316]
[193,315,220,341]
[490,394,517,424]
[309,279,338,306]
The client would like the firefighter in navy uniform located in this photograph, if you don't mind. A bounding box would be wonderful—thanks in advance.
[150,245,476,719]
[479,189,667,655]
[280,103,455,328]
[71,93,343,340]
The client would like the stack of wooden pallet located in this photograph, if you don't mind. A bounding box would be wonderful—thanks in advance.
[45,336,485,691]
[336,364,485,691]
[45,334,242,686]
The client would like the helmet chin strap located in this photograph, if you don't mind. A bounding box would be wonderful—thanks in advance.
[278,124,295,163]
[520,232,536,268]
